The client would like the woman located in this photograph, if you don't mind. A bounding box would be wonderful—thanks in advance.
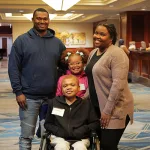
[85,24,134,150]
[118,39,130,55]
[119,39,132,83]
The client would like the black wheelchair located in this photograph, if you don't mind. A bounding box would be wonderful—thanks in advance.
[40,132,100,150]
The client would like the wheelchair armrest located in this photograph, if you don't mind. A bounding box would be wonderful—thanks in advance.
[40,132,51,150]
[41,132,51,144]
[90,131,99,144]
[42,132,51,138]
[91,131,97,137]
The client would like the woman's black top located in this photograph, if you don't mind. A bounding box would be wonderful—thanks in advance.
[85,51,104,116]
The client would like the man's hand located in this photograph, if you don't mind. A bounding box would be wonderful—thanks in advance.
[100,112,111,129]
[16,94,27,110]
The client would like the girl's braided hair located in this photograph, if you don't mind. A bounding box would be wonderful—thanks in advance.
[61,48,90,65]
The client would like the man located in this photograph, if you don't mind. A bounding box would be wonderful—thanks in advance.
[8,8,66,150]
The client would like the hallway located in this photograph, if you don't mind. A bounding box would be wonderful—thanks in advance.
[0,57,150,150]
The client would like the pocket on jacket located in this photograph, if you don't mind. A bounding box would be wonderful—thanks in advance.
[111,106,125,119]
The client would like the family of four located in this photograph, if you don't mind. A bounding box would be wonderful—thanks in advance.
[8,8,134,150]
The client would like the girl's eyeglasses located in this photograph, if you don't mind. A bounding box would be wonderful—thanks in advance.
[68,61,82,66]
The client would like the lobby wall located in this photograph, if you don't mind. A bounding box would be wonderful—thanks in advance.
[12,22,94,48]
[12,19,120,48]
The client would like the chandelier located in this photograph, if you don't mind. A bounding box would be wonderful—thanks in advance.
[42,0,80,11]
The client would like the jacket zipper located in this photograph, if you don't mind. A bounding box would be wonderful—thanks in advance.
[68,107,72,137]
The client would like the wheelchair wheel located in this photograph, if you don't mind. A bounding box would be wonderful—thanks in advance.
[42,138,47,150]
[40,138,47,150]
[90,135,100,150]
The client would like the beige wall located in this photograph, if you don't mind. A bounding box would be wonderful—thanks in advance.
[12,22,94,48]
[12,19,120,48]
[12,22,32,42]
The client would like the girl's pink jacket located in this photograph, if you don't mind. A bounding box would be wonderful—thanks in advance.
[56,70,88,97]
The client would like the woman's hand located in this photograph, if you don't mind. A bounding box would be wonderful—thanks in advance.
[100,112,111,129]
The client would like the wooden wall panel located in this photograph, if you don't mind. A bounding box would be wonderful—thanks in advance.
[66,47,94,52]
[141,60,149,78]
[129,51,150,79]
[120,13,127,45]
[148,15,150,44]
[131,15,144,42]
[120,11,150,48]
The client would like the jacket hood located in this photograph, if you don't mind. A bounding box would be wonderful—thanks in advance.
[27,28,55,38]
[55,96,82,105]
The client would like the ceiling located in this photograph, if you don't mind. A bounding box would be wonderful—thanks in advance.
[0,0,149,25]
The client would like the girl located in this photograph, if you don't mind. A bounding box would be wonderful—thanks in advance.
[56,48,89,98]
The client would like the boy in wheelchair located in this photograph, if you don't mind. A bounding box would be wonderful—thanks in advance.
[44,75,100,150]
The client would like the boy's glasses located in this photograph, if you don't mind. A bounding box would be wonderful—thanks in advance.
[68,61,82,66]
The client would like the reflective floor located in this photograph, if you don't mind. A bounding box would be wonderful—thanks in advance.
[0,57,150,150]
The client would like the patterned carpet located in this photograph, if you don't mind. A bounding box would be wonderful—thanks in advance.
[0,58,150,150]
[119,83,150,150]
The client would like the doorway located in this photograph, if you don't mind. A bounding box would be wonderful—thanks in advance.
[2,38,7,56]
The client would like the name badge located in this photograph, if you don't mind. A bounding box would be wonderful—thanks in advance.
[80,84,85,90]
[52,107,65,117]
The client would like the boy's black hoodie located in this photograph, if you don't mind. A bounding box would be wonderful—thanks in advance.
[44,96,100,140]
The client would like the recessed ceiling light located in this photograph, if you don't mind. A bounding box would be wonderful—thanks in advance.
[49,14,57,20]
[19,10,24,13]
[5,13,12,17]
[71,10,75,13]
[42,0,80,11]
[109,5,114,7]
[141,8,146,11]
[23,14,32,21]
[63,13,73,18]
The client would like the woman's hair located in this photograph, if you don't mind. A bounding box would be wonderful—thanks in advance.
[118,39,124,47]
[61,48,90,66]
[96,23,117,45]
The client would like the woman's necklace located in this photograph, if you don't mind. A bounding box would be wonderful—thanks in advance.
[96,44,112,56]
[96,48,106,56]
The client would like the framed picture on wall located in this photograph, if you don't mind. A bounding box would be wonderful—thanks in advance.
[55,31,86,46]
